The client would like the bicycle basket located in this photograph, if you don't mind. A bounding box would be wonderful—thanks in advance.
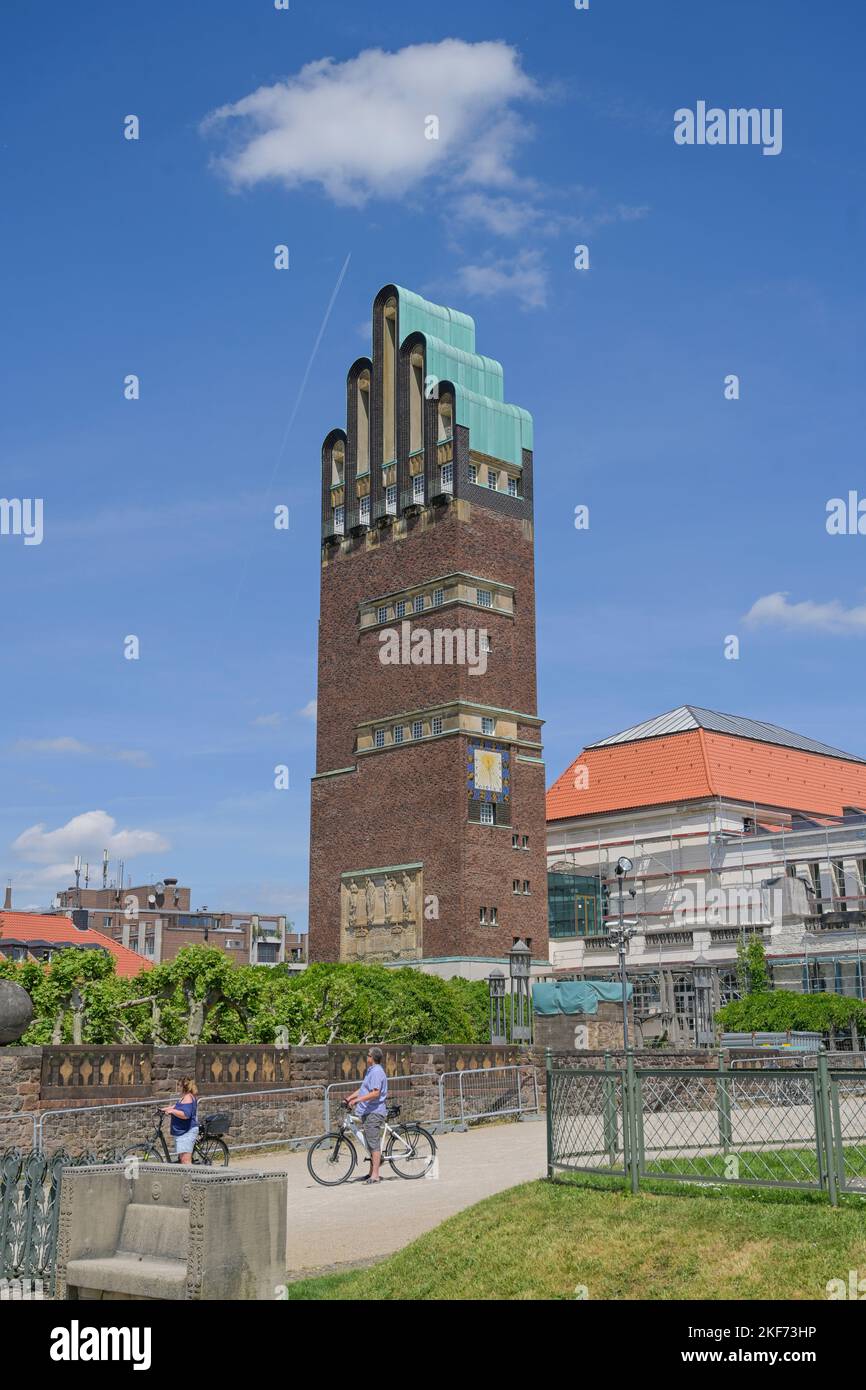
[201,1112,231,1137]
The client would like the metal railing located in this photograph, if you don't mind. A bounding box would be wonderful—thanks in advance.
[0,1065,541,1158]
[547,1051,866,1204]
[34,1084,327,1158]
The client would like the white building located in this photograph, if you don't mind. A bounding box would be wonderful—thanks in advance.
[546,707,866,1047]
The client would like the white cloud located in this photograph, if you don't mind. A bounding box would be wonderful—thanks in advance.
[454,250,549,309]
[13,738,151,768]
[251,713,283,728]
[743,592,866,634]
[453,189,650,240]
[11,810,170,867]
[298,700,317,721]
[201,40,538,205]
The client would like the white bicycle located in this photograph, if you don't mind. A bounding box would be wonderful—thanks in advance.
[307,1101,437,1185]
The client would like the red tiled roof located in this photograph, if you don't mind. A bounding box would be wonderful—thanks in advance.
[0,911,150,978]
[547,728,866,823]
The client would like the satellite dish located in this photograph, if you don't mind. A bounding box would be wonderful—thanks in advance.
[147,894,157,906]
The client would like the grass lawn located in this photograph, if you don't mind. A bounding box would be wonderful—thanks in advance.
[286,1176,866,1301]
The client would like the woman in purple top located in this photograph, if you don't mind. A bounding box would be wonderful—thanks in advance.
[162,1077,199,1165]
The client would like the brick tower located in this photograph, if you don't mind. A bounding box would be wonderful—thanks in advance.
[308,284,547,976]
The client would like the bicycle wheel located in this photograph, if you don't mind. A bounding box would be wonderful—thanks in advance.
[307,1133,356,1186]
[385,1124,436,1179]
[120,1143,163,1166]
[194,1136,229,1167]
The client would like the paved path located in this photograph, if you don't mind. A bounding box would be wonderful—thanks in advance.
[234,1120,547,1274]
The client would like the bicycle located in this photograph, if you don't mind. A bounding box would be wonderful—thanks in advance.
[121,1108,231,1168]
[307,1102,436,1185]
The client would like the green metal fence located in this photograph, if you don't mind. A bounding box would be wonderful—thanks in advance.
[546,1051,866,1205]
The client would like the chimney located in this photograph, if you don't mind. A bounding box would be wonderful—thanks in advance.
[3,881,11,910]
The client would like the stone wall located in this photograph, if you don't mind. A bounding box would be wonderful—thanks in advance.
[533,1001,633,1052]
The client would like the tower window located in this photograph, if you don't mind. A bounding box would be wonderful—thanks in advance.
[412,721,423,740]
[482,717,495,735]
[523,881,530,895]
[437,393,453,442]
[507,476,518,498]
[395,600,406,618]
[431,716,443,735]
[377,606,388,624]
[331,443,345,487]
[487,471,498,491]
[480,634,491,653]
[512,835,519,849]
[513,880,520,894]
[468,464,478,484]
[374,729,385,748]
[440,463,453,493]
[521,835,529,849]
[477,589,493,608]
[392,726,404,745]
[490,907,498,925]
[356,372,370,475]
[333,505,345,535]
[432,588,445,607]
[413,594,425,613]
[412,474,425,503]
[386,484,397,515]
[480,802,494,825]
[360,495,370,524]
[409,350,424,458]
[479,907,487,924]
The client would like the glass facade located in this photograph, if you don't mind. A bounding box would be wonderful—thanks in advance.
[547,870,605,938]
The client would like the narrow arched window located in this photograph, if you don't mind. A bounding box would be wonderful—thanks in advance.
[382,297,397,464]
[409,348,424,458]
[437,390,453,442]
[356,370,370,474]
[331,441,345,487]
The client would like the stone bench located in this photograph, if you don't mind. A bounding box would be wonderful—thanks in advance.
[55,1164,286,1300]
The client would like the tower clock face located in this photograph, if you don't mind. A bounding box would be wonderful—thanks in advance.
[474,747,503,793]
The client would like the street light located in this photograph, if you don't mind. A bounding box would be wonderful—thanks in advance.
[610,857,637,1051]
[508,938,533,1042]
[487,969,506,1044]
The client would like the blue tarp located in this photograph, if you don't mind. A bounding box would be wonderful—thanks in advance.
[532,979,632,1017]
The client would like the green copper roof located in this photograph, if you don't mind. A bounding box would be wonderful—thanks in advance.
[392,286,532,466]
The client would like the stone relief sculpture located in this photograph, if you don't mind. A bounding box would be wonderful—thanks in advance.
[383,876,396,922]
[401,872,414,921]
[340,868,422,964]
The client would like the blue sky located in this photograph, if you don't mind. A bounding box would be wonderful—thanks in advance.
[2,0,865,924]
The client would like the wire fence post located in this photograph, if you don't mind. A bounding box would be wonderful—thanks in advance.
[545,1048,553,1179]
[437,1072,446,1132]
[625,1052,640,1194]
[817,1051,838,1206]
[602,1053,618,1167]
[716,1049,732,1153]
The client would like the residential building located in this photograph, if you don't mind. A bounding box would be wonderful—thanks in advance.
[0,910,147,978]
[55,877,306,969]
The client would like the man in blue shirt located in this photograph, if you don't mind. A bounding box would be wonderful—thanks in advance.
[347,1047,388,1184]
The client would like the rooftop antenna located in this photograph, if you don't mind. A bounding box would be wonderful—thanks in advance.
[84,861,90,888]
[102,849,109,889]
[74,855,82,909]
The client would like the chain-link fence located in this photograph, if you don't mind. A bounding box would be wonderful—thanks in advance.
[547,1052,866,1204]
[440,1065,540,1128]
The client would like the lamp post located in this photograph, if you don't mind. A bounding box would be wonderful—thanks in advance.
[487,968,506,1044]
[508,938,533,1042]
[608,857,637,1051]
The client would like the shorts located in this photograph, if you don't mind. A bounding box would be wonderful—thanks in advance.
[362,1112,385,1152]
[174,1125,199,1155]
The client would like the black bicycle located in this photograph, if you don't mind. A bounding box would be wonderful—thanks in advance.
[122,1108,231,1167]
[307,1102,437,1185]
